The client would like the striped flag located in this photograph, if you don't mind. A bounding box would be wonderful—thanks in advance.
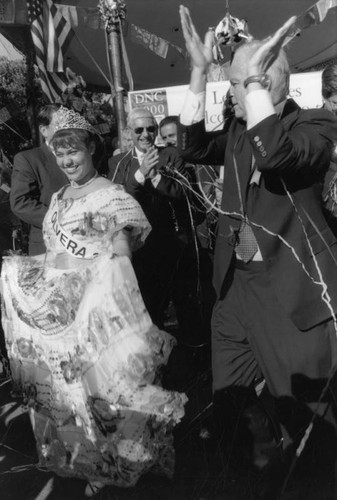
[27,0,74,102]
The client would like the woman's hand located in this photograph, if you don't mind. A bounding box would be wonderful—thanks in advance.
[112,229,132,260]
[179,5,214,75]
[247,16,297,76]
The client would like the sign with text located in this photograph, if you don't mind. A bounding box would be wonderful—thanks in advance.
[128,89,169,124]
[128,71,323,132]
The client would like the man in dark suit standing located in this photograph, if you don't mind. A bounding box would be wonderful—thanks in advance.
[10,104,68,256]
[108,108,190,329]
[178,6,337,481]
[157,115,215,348]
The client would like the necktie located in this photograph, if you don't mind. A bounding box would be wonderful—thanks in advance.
[235,220,259,263]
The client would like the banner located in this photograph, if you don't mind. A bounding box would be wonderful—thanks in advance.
[0,0,14,23]
[130,24,169,59]
[128,72,324,132]
[129,24,185,60]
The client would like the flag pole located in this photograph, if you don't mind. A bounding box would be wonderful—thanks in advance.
[98,0,127,148]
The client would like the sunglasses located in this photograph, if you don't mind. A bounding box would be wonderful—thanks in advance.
[133,126,156,134]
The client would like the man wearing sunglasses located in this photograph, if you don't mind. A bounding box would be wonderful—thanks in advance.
[108,108,190,329]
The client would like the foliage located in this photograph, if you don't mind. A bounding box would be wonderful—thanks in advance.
[59,68,116,137]
[0,56,36,160]
[0,58,116,163]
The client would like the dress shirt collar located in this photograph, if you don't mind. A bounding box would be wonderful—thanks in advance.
[134,147,145,164]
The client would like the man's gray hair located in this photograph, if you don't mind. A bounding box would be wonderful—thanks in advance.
[234,40,290,104]
[127,107,158,129]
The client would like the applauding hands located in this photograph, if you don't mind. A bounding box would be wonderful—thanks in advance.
[139,146,160,179]
[179,4,297,92]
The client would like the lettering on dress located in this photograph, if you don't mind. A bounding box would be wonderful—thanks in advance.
[51,211,87,257]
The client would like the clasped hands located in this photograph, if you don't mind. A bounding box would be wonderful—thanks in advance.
[139,146,159,179]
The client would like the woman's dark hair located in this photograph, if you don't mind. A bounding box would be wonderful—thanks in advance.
[50,128,96,151]
[50,128,106,174]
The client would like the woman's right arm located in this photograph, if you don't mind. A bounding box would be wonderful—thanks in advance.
[113,229,132,260]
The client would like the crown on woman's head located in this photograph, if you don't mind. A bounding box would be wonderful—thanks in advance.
[54,106,98,135]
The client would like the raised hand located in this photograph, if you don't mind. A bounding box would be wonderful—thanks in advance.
[179,5,214,75]
[247,16,297,75]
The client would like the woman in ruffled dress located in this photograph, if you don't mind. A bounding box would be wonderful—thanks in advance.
[0,107,187,497]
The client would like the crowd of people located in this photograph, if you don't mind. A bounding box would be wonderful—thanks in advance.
[1,5,337,498]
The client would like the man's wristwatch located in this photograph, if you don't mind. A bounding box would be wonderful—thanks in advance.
[243,73,270,89]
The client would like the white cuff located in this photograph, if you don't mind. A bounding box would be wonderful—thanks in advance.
[245,89,275,129]
[180,89,206,125]
[151,173,162,188]
[134,169,145,185]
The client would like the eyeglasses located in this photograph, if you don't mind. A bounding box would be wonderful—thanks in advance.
[133,126,156,134]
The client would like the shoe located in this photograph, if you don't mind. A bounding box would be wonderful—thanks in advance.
[84,481,104,497]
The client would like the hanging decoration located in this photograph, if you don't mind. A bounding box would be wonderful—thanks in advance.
[97,0,126,32]
[214,12,250,47]
[210,0,251,62]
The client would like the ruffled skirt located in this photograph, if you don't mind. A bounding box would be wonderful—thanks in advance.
[0,253,187,487]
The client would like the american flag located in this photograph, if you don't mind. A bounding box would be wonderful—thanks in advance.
[27,0,74,102]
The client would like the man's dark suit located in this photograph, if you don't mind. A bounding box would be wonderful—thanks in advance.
[108,146,188,232]
[10,143,68,255]
[108,146,190,327]
[179,99,337,397]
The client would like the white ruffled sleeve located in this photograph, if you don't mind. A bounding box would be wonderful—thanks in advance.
[105,184,151,251]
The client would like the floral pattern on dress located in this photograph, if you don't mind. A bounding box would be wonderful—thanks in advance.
[1,184,187,487]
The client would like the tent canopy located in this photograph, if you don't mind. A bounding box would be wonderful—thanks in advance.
[0,32,23,60]
[0,0,336,91]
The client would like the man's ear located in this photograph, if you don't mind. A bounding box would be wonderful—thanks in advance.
[39,125,48,139]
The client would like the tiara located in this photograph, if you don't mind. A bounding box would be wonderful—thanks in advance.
[53,106,98,135]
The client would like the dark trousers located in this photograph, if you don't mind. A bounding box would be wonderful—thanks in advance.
[172,240,215,345]
[211,258,337,468]
[132,230,185,328]
[211,259,336,396]
[133,227,215,349]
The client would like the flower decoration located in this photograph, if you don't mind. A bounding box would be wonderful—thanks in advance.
[16,337,36,359]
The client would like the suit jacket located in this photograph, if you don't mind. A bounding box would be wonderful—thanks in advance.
[108,146,189,235]
[178,99,337,331]
[10,143,68,255]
